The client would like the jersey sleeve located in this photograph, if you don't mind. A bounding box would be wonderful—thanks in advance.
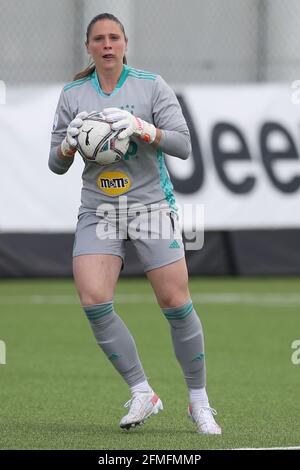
[49,89,75,174]
[152,75,189,133]
[51,89,74,146]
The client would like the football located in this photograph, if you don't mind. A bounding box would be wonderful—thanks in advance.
[77,115,129,165]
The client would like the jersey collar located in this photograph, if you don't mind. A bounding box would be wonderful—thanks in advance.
[91,65,129,97]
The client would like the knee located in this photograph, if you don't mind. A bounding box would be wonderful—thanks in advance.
[158,292,191,309]
[78,290,113,307]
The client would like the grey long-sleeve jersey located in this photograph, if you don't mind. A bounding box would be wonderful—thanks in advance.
[49,65,191,215]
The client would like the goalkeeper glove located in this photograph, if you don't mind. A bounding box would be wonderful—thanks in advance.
[60,111,89,157]
[102,108,157,143]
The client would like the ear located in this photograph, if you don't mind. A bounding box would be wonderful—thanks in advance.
[85,41,90,54]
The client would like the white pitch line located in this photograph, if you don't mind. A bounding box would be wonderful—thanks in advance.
[233,446,300,450]
[1,293,300,305]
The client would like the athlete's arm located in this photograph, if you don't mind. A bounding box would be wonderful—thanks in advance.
[49,110,88,174]
[49,85,90,174]
[156,128,191,159]
[48,145,75,174]
[151,75,192,160]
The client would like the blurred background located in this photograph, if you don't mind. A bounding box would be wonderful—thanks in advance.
[2,0,300,84]
[1,0,300,277]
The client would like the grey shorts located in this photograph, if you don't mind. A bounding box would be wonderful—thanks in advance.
[73,207,185,272]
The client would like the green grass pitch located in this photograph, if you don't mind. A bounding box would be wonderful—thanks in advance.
[0,277,299,450]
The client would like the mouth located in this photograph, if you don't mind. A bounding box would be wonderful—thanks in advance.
[102,54,115,60]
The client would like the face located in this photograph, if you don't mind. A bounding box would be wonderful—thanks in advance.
[86,19,127,72]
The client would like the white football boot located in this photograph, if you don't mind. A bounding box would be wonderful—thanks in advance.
[120,391,163,430]
[188,404,222,435]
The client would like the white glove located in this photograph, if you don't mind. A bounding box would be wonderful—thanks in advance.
[60,111,89,156]
[102,108,157,143]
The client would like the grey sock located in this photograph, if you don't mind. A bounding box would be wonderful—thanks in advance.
[162,300,206,389]
[84,302,147,387]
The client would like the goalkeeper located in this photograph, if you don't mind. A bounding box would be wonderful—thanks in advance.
[49,12,221,435]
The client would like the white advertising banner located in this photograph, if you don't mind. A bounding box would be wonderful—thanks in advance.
[0,84,299,231]
[0,86,83,232]
[167,84,300,229]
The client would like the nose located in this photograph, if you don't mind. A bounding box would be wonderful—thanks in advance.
[104,37,112,49]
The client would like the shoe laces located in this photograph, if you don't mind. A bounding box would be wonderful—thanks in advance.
[123,393,148,415]
[193,406,218,420]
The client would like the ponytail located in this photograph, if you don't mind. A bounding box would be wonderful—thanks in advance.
[73,64,95,81]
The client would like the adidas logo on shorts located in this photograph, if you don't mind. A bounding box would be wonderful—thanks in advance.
[169,240,181,249]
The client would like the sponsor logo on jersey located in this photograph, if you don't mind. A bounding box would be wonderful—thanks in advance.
[97,171,131,196]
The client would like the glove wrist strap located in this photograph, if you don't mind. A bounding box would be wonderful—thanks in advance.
[61,138,76,157]
[134,117,156,143]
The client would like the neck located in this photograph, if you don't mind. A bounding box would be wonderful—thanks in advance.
[96,64,124,94]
